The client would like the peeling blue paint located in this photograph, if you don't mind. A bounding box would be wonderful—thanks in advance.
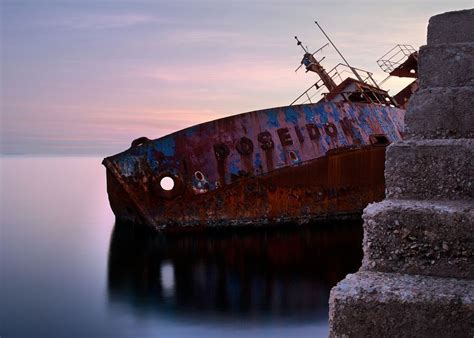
[184,125,198,138]
[157,137,176,157]
[316,105,328,124]
[325,135,332,146]
[229,157,240,175]
[254,152,262,168]
[337,126,347,146]
[147,146,159,171]
[303,106,316,123]
[359,107,374,137]
[118,158,136,177]
[266,109,280,128]
[284,107,299,124]
[276,144,286,165]
[350,121,364,144]
[330,103,340,122]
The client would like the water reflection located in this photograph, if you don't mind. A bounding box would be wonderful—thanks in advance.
[108,222,363,320]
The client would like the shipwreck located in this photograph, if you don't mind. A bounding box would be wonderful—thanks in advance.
[103,23,418,231]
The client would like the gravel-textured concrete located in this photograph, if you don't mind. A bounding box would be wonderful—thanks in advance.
[329,271,474,338]
[361,199,473,279]
[405,87,474,139]
[329,9,474,337]
[385,139,474,201]
[427,9,474,45]
[419,44,474,88]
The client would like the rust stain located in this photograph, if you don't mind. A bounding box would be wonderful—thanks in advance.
[103,101,405,231]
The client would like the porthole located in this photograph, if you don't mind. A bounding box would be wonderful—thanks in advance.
[160,176,175,191]
[324,122,338,137]
[289,151,298,162]
[194,171,204,181]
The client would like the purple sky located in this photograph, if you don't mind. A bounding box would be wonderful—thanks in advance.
[1,0,471,155]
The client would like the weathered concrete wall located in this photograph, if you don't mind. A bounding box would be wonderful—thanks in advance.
[405,88,474,139]
[329,272,474,337]
[362,199,473,279]
[329,8,474,337]
[385,139,473,200]
[427,9,474,45]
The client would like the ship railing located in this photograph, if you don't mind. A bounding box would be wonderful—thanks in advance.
[290,82,324,105]
[291,63,380,106]
[320,87,395,107]
[377,44,416,73]
[332,64,380,88]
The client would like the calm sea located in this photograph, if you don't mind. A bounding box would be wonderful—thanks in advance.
[1,156,363,337]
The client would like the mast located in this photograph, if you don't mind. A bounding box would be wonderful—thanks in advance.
[295,36,337,91]
[314,21,365,83]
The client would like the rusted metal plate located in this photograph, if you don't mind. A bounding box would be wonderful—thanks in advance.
[393,80,419,109]
[103,102,405,230]
[389,52,418,78]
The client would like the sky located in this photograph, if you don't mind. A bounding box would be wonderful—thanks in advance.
[1,0,472,155]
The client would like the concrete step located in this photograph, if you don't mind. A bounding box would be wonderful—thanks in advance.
[361,199,473,279]
[385,139,473,201]
[428,9,474,45]
[419,43,474,89]
[329,271,474,338]
[405,86,474,139]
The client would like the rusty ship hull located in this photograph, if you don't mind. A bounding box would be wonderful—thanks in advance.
[103,101,404,231]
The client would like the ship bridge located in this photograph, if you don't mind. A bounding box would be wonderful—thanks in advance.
[291,29,418,108]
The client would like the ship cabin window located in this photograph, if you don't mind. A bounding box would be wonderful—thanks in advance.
[346,92,368,103]
[346,89,392,106]
[369,134,390,146]
[363,91,384,104]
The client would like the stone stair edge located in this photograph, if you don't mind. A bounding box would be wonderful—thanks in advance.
[330,270,474,301]
[387,138,474,148]
[363,198,474,217]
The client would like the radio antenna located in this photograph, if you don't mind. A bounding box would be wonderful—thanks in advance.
[314,21,364,83]
[294,36,308,53]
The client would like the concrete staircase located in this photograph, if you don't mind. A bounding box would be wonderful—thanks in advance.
[329,9,474,337]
